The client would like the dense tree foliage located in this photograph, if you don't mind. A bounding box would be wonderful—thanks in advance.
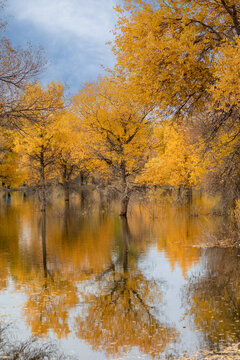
[0,0,239,216]
[73,76,153,215]
[113,0,240,206]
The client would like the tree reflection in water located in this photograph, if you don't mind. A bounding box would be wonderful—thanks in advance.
[22,211,79,339]
[75,216,177,358]
[186,247,240,348]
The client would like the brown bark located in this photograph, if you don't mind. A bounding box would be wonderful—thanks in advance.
[177,185,183,202]
[41,211,47,278]
[40,149,46,212]
[121,216,130,273]
[62,164,70,203]
[120,195,130,217]
[64,182,70,203]
[119,160,130,217]
[186,187,193,204]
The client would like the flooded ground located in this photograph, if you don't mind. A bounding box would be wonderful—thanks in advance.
[0,189,239,359]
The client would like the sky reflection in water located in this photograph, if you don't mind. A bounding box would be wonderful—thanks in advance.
[0,190,239,359]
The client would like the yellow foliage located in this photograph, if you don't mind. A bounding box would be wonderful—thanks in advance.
[13,82,65,185]
[51,110,88,185]
[113,0,240,112]
[139,122,203,187]
[0,129,23,187]
[73,76,153,186]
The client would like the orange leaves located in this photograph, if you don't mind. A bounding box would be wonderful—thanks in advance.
[139,122,202,188]
[113,0,240,114]
[13,82,65,186]
[73,76,153,185]
[210,37,240,110]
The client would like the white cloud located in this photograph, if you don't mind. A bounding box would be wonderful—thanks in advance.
[8,0,116,43]
[6,0,118,91]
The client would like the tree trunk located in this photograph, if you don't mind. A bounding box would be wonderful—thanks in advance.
[80,171,84,186]
[40,150,46,212]
[64,201,70,236]
[120,194,130,217]
[64,182,70,203]
[177,185,183,203]
[120,216,130,273]
[186,187,193,204]
[63,164,70,203]
[41,211,47,278]
[119,161,130,217]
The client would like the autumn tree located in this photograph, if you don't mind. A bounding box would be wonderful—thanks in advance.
[73,76,153,216]
[14,82,65,211]
[0,1,45,129]
[51,111,87,203]
[114,0,240,113]
[139,122,203,200]
[113,0,240,203]
[0,129,23,187]
[0,0,49,192]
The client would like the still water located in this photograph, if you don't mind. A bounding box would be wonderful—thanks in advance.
[0,189,239,359]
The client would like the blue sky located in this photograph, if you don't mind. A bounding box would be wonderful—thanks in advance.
[5,0,118,93]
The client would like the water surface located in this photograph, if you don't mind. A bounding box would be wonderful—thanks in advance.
[0,190,239,359]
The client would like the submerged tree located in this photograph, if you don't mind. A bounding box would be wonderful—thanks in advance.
[14,82,65,211]
[73,76,153,216]
[113,0,240,203]
[52,111,87,203]
[138,122,202,201]
[0,129,23,187]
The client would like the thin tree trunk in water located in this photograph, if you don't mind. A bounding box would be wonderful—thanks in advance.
[64,201,70,237]
[121,216,130,273]
[80,171,84,186]
[177,185,183,202]
[120,194,130,217]
[63,164,70,203]
[41,211,47,278]
[119,161,130,217]
[64,182,70,203]
[186,187,193,204]
[40,150,46,212]
[80,189,87,212]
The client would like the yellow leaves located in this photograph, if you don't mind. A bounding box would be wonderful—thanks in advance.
[12,82,66,185]
[139,122,203,188]
[0,129,23,187]
[73,76,153,184]
[210,37,240,110]
[113,0,240,113]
